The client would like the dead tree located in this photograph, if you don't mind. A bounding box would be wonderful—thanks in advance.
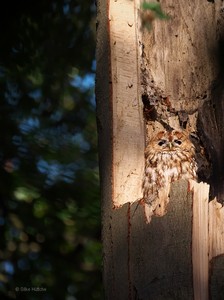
[96,1,224,299]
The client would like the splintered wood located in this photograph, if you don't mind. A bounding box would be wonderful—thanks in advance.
[109,0,144,207]
[209,198,224,260]
[190,181,209,300]
[190,180,224,300]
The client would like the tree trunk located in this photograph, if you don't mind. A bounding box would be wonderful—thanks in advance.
[96,0,224,299]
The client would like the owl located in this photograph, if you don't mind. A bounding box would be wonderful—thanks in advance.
[143,130,198,222]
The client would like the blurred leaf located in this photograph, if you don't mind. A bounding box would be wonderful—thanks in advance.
[14,187,40,202]
[141,2,170,19]
[141,1,170,31]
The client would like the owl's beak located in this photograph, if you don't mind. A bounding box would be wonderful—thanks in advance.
[168,142,173,149]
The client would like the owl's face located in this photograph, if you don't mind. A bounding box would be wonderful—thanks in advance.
[149,130,194,154]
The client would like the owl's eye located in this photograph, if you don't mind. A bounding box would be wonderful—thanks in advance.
[158,139,167,146]
[174,139,182,145]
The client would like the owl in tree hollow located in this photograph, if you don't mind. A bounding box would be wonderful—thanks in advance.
[143,130,198,222]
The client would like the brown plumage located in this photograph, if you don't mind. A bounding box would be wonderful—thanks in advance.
[143,130,197,222]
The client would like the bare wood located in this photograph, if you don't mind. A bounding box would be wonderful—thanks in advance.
[210,255,224,299]
[209,199,224,260]
[208,199,224,298]
[96,1,119,299]
[96,1,144,299]
[130,180,194,300]
[190,180,209,300]
[186,181,224,299]
[142,0,219,121]
[109,0,144,207]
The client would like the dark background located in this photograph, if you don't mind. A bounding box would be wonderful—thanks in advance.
[0,1,101,299]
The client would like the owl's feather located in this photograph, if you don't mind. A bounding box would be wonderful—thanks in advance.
[143,130,197,222]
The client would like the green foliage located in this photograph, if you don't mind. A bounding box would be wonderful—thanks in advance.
[0,0,101,299]
[141,2,170,19]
